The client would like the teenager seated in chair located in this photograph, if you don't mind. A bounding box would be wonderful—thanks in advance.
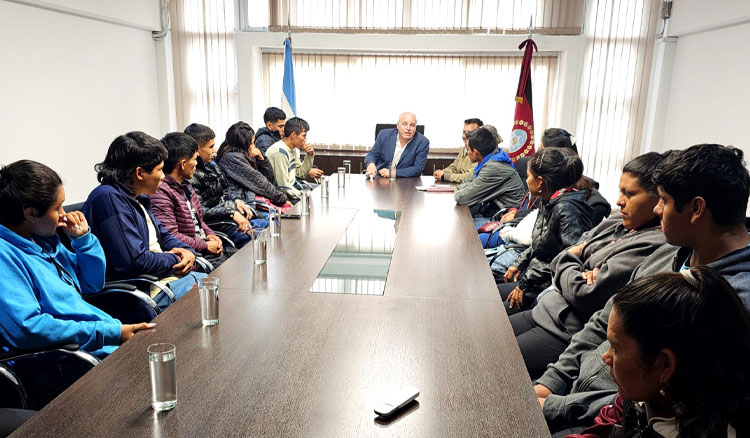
[215,122,290,207]
[453,127,526,220]
[151,132,234,269]
[566,267,750,438]
[83,132,207,311]
[184,123,261,246]
[0,160,153,357]
[510,152,667,379]
[498,147,593,315]
[254,106,286,155]
[535,144,750,436]
[265,117,324,201]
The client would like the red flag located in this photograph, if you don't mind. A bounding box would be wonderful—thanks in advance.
[509,38,538,162]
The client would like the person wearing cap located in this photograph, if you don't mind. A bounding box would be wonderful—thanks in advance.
[454,127,526,219]
[435,118,484,183]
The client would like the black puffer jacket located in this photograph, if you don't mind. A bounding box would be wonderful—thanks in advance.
[513,190,593,295]
[190,158,237,223]
[217,152,288,206]
[255,127,282,155]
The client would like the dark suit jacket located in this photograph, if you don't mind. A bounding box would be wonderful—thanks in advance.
[364,129,430,178]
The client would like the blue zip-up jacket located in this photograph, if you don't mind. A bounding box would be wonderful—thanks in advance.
[364,128,430,178]
[83,184,193,281]
[0,225,121,356]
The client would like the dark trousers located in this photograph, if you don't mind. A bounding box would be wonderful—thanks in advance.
[509,310,570,379]
[497,281,537,316]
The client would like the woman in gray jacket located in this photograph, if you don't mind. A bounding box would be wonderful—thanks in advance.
[509,152,667,378]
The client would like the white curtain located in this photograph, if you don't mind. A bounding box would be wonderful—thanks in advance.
[268,0,584,33]
[262,52,557,149]
[170,0,238,139]
[573,0,660,202]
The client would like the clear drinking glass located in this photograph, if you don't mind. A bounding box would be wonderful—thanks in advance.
[300,190,310,216]
[198,277,219,326]
[148,343,177,411]
[269,210,281,237]
[342,159,351,177]
[389,162,396,181]
[252,228,268,265]
[321,176,329,198]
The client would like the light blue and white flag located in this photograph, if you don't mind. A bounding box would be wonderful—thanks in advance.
[281,37,296,118]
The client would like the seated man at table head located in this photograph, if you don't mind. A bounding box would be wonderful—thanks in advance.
[83,132,207,310]
[150,132,232,268]
[434,118,483,183]
[454,127,526,218]
[534,143,750,435]
[184,123,254,248]
[266,117,323,200]
[254,106,286,155]
[0,160,153,356]
[365,111,430,179]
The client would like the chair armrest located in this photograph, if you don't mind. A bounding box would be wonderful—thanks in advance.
[0,344,99,367]
[85,288,159,324]
[194,256,214,273]
[106,277,175,302]
[212,231,236,249]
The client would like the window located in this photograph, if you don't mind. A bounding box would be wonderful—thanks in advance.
[262,51,558,149]
[251,0,584,34]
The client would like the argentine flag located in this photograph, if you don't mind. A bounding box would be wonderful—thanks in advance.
[281,37,296,118]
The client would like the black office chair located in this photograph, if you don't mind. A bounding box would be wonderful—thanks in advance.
[0,344,99,410]
[374,123,425,140]
[515,156,531,191]
[86,283,159,324]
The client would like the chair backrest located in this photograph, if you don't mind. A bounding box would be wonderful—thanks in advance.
[375,124,425,141]
[63,202,85,213]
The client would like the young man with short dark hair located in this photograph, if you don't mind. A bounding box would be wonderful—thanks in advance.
[254,107,286,155]
[151,132,232,269]
[453,127,526,218]
[83,132,207,310]
[185,123,259,248]
[266,117,323,200]
[534,144,750,435]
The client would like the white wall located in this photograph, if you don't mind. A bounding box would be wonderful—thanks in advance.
[655,0,750,153]
[0,0,167,203]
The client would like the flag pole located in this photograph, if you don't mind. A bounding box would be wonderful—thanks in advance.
[286,0,292,42]
[527,15,532,40]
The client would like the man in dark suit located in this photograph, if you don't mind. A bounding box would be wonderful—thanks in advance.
[364,112,430,178]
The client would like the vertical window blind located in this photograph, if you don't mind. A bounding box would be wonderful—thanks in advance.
[170,0,238,139]
[261,52,558,149]
[266,0,584,34]
[573,0,660,202]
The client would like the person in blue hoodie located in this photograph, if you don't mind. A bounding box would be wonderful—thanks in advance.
[83,132,206,311]
[453,127,527,219]
[0,160,154,356]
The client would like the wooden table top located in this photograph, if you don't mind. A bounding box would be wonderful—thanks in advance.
[12,175,549,437]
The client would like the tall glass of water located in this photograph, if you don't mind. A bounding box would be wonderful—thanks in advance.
[252,228,268,265]
[389,162,396,181]
[337,167,346,188]
[269,210,281,237]
[148,343,177,411]
[321,176,329,198]
[343,160,351,177]
[300,190,311,216]
[199,277,219,326]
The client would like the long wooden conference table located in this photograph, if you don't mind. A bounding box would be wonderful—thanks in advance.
[13,175,550,437]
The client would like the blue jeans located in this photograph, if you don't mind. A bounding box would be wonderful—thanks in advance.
[487,245,522,280]
[154,272,207,311]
